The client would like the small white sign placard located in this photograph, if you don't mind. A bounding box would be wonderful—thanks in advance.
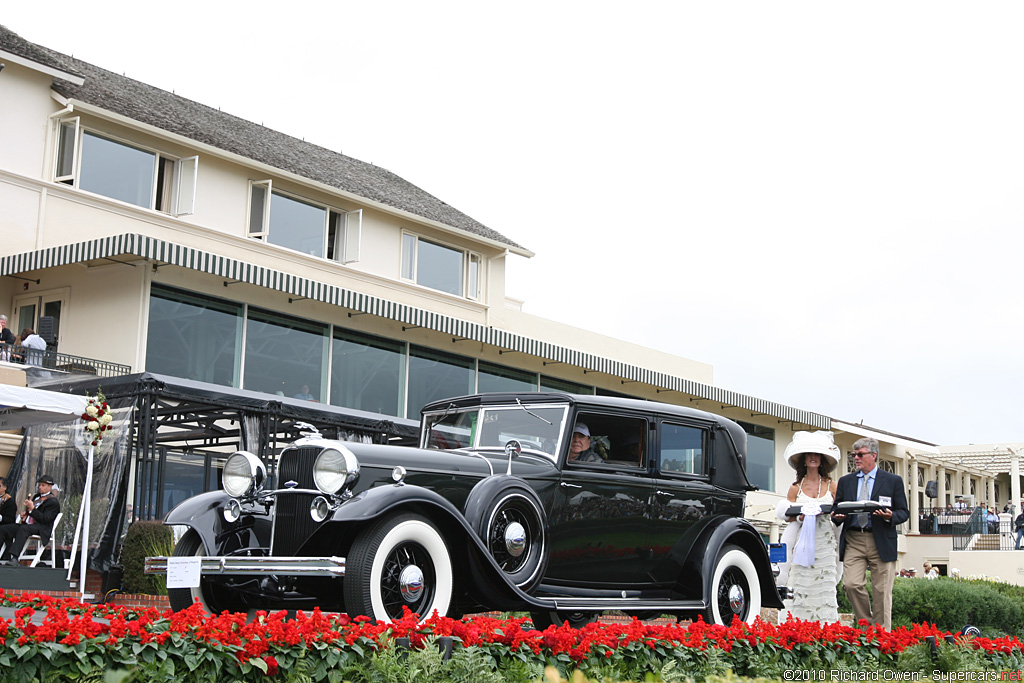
[166,556,202,588]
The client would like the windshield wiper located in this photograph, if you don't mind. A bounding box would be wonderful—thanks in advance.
[515,398,552,425]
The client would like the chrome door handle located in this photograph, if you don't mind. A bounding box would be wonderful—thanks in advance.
[560,482,582,489]
[655,490,673,497]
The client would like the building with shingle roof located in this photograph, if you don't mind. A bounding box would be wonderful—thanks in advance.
[1,25,1021,583]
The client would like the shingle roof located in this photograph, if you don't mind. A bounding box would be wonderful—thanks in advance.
[0,25,526,253]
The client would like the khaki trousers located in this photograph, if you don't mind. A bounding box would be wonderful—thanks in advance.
[842,529,895,630]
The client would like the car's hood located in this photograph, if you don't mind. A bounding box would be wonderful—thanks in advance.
[344,441,558,478]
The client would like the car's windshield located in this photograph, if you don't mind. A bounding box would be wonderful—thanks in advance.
[422,403,569,461]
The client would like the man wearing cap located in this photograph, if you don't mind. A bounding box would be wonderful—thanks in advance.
[567,423,602,463]
[0,475,61,566]
[831,438,908,630]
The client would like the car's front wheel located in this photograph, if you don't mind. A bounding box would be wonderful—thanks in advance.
[703,543,762,625]
[167,529,234,614]
[343,513,453,622]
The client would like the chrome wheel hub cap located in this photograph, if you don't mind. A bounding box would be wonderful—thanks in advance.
[399,565,424,602]
[504,522,527,557]
[728,584,745,614]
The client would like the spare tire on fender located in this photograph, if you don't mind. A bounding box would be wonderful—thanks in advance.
[464,476,548,592]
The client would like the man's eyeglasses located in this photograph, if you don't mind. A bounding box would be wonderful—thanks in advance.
[850,451,875,458]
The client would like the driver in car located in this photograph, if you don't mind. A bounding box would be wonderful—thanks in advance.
[568,423,603,463]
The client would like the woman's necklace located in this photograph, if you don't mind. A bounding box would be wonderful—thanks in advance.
[803,476,822,499]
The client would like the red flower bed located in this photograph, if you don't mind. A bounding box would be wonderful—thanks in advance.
[1,588,1023,681]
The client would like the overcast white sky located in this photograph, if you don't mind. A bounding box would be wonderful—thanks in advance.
[5,3,1023,446]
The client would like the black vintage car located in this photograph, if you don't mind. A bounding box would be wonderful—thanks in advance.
[147,393,785,626]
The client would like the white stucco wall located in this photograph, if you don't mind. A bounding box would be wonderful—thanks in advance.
[947,550,1024,586]
[0,62,56,179]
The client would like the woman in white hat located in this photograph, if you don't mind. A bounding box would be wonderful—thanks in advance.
[776,431,842,623]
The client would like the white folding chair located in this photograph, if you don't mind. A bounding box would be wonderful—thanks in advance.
[19,512,62,568]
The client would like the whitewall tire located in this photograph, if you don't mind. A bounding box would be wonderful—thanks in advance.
[344,513,453,623]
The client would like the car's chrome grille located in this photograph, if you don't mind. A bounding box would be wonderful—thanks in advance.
[272,446,321,556]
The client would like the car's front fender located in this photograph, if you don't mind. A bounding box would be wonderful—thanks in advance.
[163,491,233,554]
[327,482,471,526]
[312,482,550,611]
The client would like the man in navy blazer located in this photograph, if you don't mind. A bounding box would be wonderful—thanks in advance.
[831,438,908,630]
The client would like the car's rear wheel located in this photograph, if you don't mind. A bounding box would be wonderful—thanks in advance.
[529,610,599,630]
[167,529,235,614]
[475,488,547,591]
[703,544,761,625]
[343,513,453,623]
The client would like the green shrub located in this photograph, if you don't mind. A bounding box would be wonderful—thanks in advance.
[892,576,1024,633]
[837,575,1024,634]
[120,521,174,595]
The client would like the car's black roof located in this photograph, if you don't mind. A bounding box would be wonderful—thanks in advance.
[423,391,738,427]
[421,392,753,491]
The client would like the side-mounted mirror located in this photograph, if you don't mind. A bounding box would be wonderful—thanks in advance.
[504,439,522,475]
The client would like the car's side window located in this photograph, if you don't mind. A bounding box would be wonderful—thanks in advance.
[660,422,705,476]
[571,412,647,470]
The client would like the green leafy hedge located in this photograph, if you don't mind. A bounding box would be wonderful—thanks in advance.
[836,576,1024,634]
[120,521,174,595]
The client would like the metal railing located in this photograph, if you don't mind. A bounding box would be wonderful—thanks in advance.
[0,343,130,378]
[948,509,1021,551]
[917,506,975,535]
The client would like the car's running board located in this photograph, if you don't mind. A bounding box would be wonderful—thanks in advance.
[547,597,706,611]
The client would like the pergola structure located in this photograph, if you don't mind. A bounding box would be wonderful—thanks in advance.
[14,371,418,572]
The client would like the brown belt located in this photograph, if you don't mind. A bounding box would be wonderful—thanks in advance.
[849,527,873,532]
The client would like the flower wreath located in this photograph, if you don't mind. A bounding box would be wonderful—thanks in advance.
[81,389,114,447]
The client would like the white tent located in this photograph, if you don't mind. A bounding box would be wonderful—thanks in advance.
[0,384,89,429]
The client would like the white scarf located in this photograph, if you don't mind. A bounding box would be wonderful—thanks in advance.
[793,501,822,567]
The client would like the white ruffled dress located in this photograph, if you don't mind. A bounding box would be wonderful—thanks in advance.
[778,484,840,623]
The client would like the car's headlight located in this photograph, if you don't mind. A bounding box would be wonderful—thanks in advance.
[313,446,359,494]
[222,451,266,498]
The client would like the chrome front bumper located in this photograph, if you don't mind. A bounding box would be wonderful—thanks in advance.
[144,556,346,577]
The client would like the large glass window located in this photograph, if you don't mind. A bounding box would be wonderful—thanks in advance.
[55,122,197,215]
[407,346,474,418]
[79,131,156,208]
[331,328,405,415]
[268,192,328,257]
[147,285,243,386]
[247,182,358,261]
[478,361,537,393]
[244,308,328,399]
[401,233,478,297]
[738,420,775,491]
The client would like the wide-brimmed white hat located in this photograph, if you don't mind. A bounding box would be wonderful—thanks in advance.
[784,431,840,469]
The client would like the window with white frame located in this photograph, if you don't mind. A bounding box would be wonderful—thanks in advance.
[54,118,197,215]
[401,232,480,298]
[248,180,360,262]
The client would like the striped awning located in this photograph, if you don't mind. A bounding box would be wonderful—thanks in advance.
[1,234,829,428]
